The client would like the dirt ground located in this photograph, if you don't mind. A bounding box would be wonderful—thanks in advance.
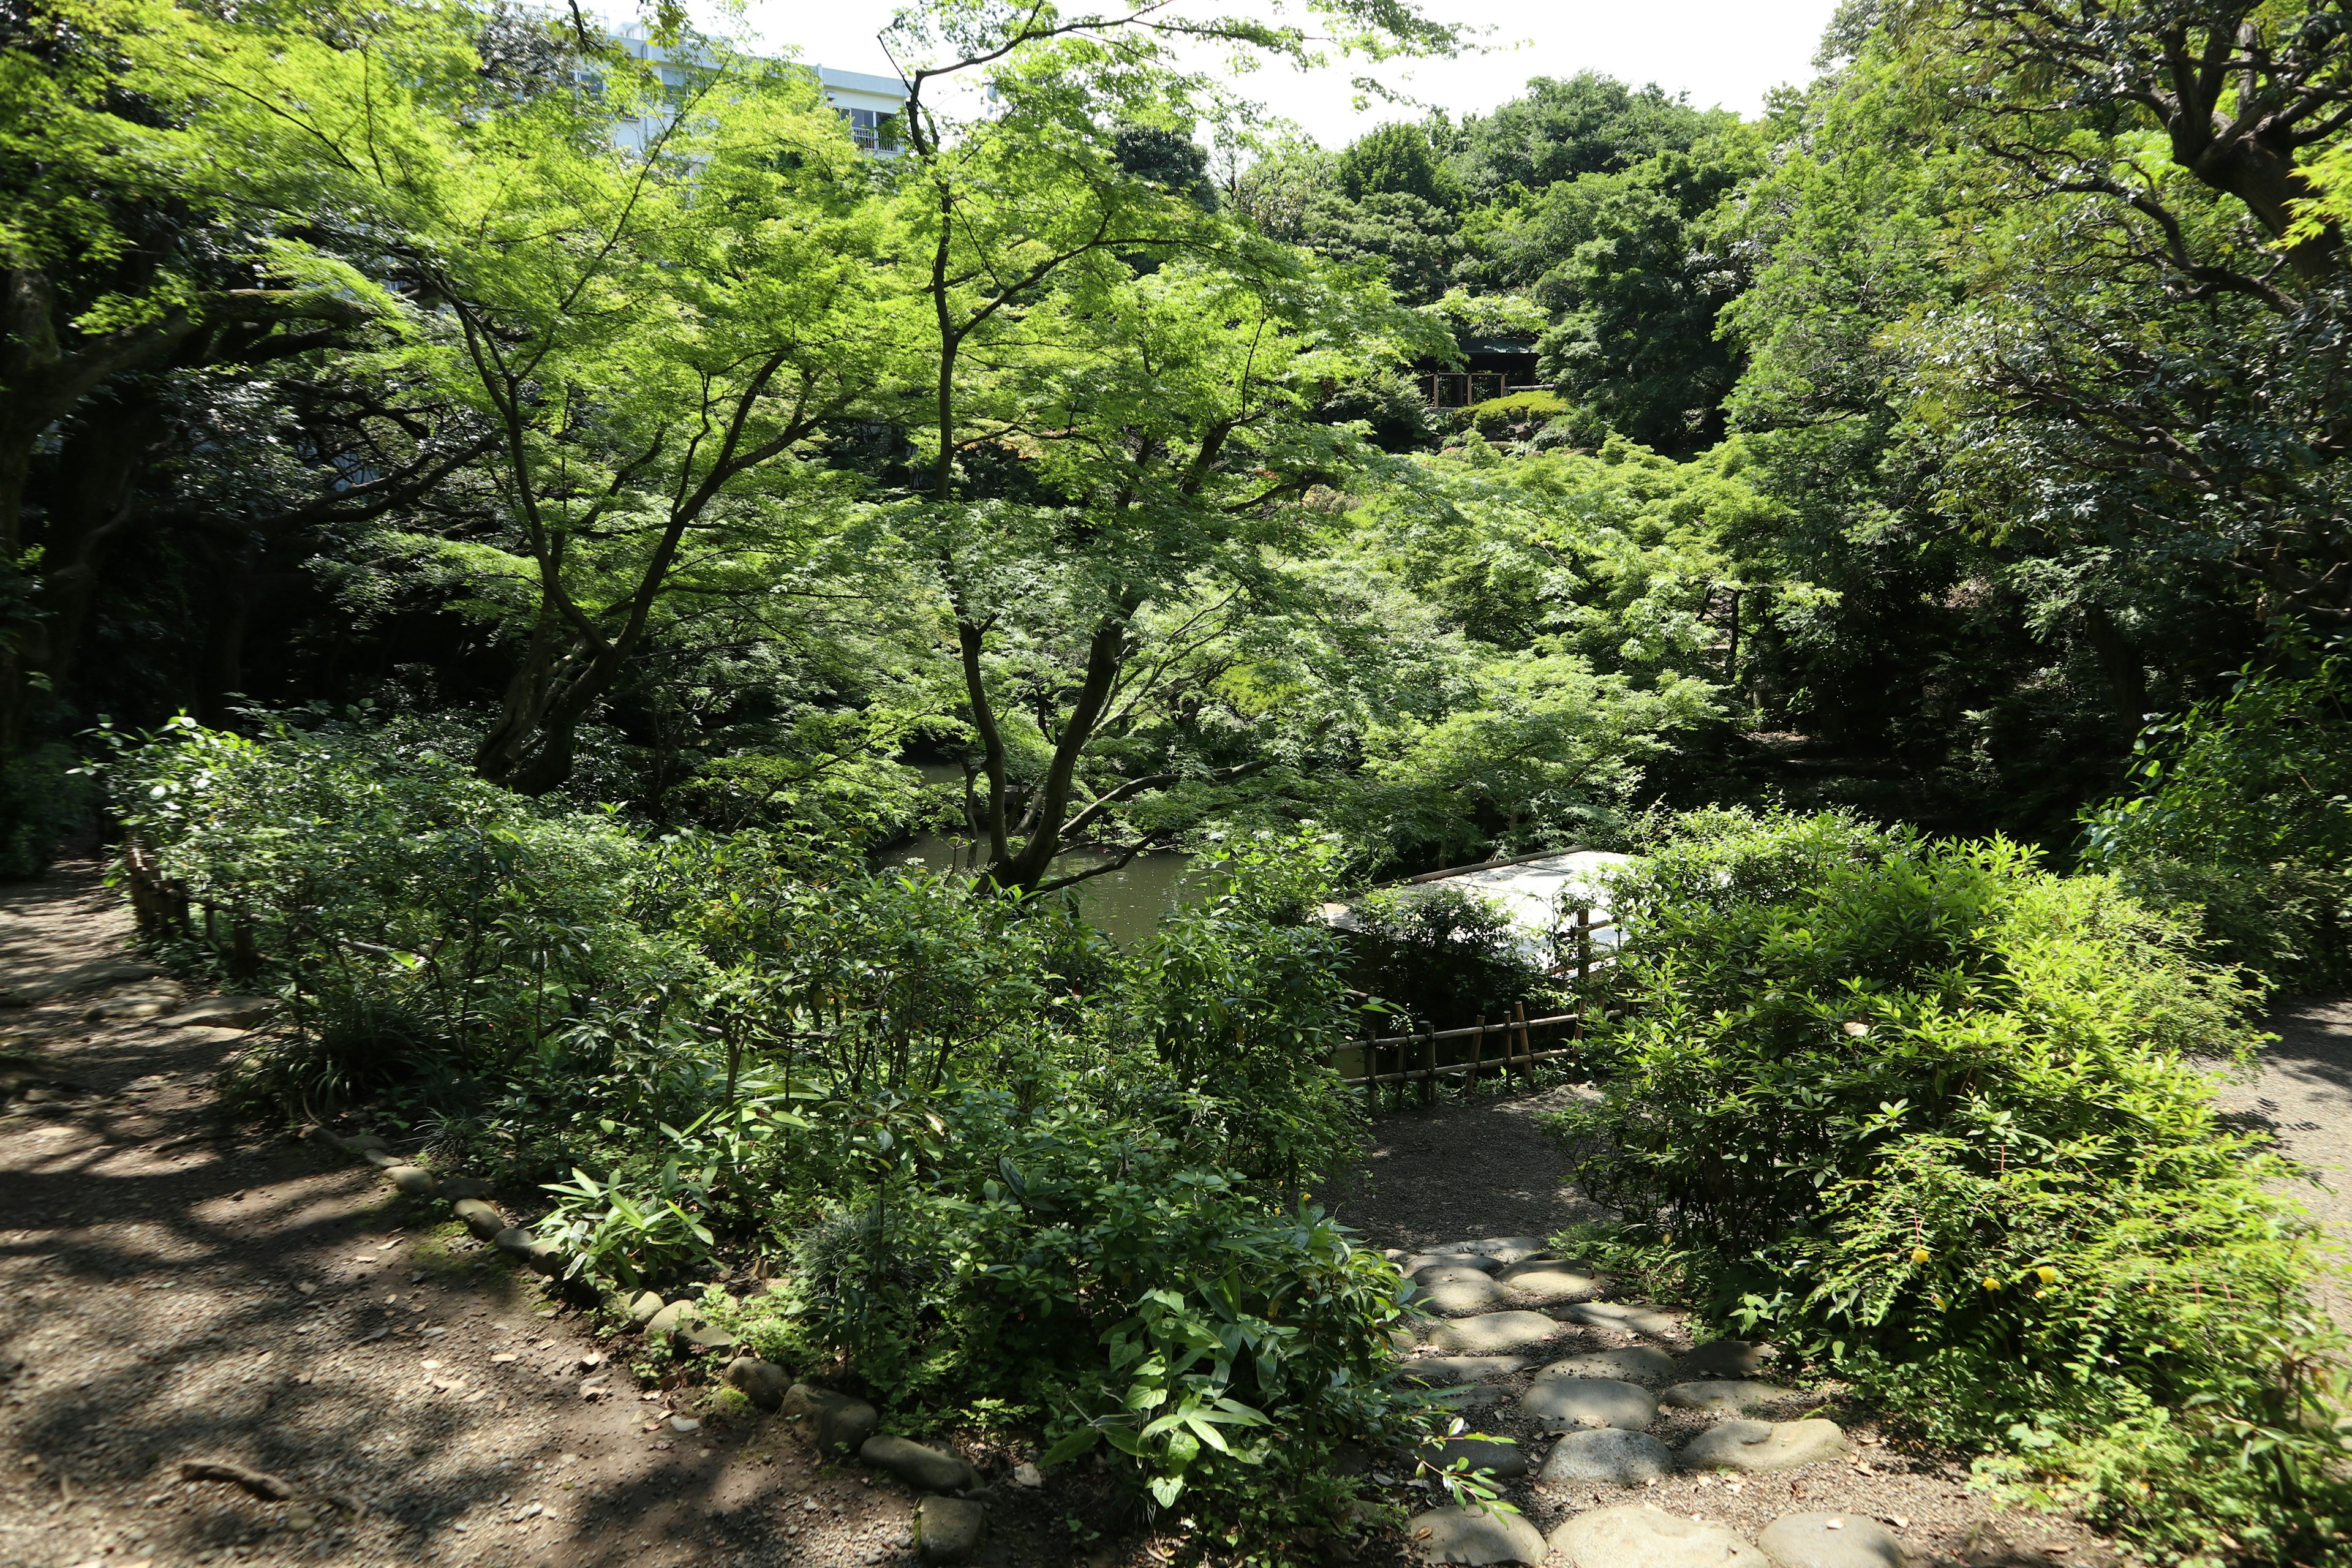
[0,865,1099,1568]
[7,862,2346,1568]
[2214,996,2352,1325]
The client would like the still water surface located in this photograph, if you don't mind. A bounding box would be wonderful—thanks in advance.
[877,834,1197,946]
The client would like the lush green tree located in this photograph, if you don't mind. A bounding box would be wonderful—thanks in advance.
[883,0,1455,892]
[1446,70,1731,197]
[1335,119,1463,209]
[1533,145,1757,454]
[190,9,911,794]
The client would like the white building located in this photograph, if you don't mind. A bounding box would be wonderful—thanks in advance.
[605,23,909,157]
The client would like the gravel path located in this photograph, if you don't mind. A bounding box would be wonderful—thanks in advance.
[2213,996,2352,1325]
[1323,1082,1610,1253]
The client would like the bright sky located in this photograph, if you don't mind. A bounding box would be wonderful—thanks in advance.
[726,0,1844,143]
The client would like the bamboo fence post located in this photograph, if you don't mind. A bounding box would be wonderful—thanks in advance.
[1423,1028,1438,1106]
[1575,904,1592,990]
[1512,1002,1529,1078]
[1469,1017,1487,1088]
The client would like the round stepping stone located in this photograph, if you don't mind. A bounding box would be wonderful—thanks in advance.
[1680,1419,1849,1474]
[1550,1504,1771,1568]
[1417,1262,1507,1287]
[1660,1380,1791,1415]
[1497,1262,1602,1299]
[1537,1346,1677,1383]
[1408,1504,1551,1565]
[1519,1377,1657,1432]
[1681,1340,1776,1378]
[1564,1299,1686,1338]
[1536,1428,1675,1486]
[1758,1513,1907,1568]
[1401,1355,1530,1387]
[1406,1252,1502,1275]
[1415,1436,1529,1479]
[1427,1311,1565,1355]
[1431,1236,1550,1263]
[1427,1382,1508,1414]
[1417,1276,1510,1314]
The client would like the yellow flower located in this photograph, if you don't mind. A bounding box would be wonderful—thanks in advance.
[1982,1276,2000,1291]
[2035,1265,2057,1284]
[1910,1247,1931,1264]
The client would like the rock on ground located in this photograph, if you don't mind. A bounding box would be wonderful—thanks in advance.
[1406,1504,1552,1565]
[1418,1275,1512,1313]
[810,1391,882,1455]
[1759,1512,1909,1568]
[1497,1263,1603,1298]
[1537,1346,1677,1382]
[861,1434,979,1494]
[1660,1380,1790,1414]
[1403,1354,1531,1386]
[1680,1419,1850,1474]
[1520,1376,1657,1433]
[1564,1300,1686,1338]
[723,1354,790,1411]
[1681,1340,1776,1378]
[1536,1428,1676,1487]
[1551,1504,1772,1568]
[1427,1311,1564,1354]
[915,1494,987,1562]
[1406,1251,1502,1275]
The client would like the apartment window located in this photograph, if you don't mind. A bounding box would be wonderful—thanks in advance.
[838,107,897,150]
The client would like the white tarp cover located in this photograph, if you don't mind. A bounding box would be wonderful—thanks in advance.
[1325,849,1637,963]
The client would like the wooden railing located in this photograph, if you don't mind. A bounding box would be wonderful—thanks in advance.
[1329,905,1620,1104]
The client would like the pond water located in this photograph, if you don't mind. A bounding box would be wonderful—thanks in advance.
[876,834,1199,946]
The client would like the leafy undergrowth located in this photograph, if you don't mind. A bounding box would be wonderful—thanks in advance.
[1551,809,2352,1566]
[96,716,1483,1561]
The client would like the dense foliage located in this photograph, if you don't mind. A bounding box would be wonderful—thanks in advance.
[1554,810,2349,1561]
[20,0,2352,1556]
[105,715,1431,1541]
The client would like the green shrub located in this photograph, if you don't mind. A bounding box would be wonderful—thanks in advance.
[2084,662,2352,992]
[1553,808,2351,1562]
[98,718,1433,1547]
[1345,883,1557,1032]
[1464,389,1568,439]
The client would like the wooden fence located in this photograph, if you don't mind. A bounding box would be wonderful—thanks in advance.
[1329,906,1619,1102]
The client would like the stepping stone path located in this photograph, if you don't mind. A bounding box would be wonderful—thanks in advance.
[1536,1346,1678,1382]
[1390,1237,1863,1568]
[1660,1379,1790,1414]
[1427,1311,1565,1354]
[1680,1418,1850,1474]
[1407,1504,1552,1565]
[1758,1513,1909,1568]
[1536,1428,1675,1485]
[1493,1261,1602,1298]
[1563,1299,1686,1338]
[1551,1504,1772,1568]
[1520,1376,1657,1432]
[1417,1436,1530,1479]
[1407,1252,1504,1275]
[1404,1355,1532,1387]
[1418,1275,1513,1313]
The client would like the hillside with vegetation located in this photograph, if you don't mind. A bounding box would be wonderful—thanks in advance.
[5,0,2352,1563]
